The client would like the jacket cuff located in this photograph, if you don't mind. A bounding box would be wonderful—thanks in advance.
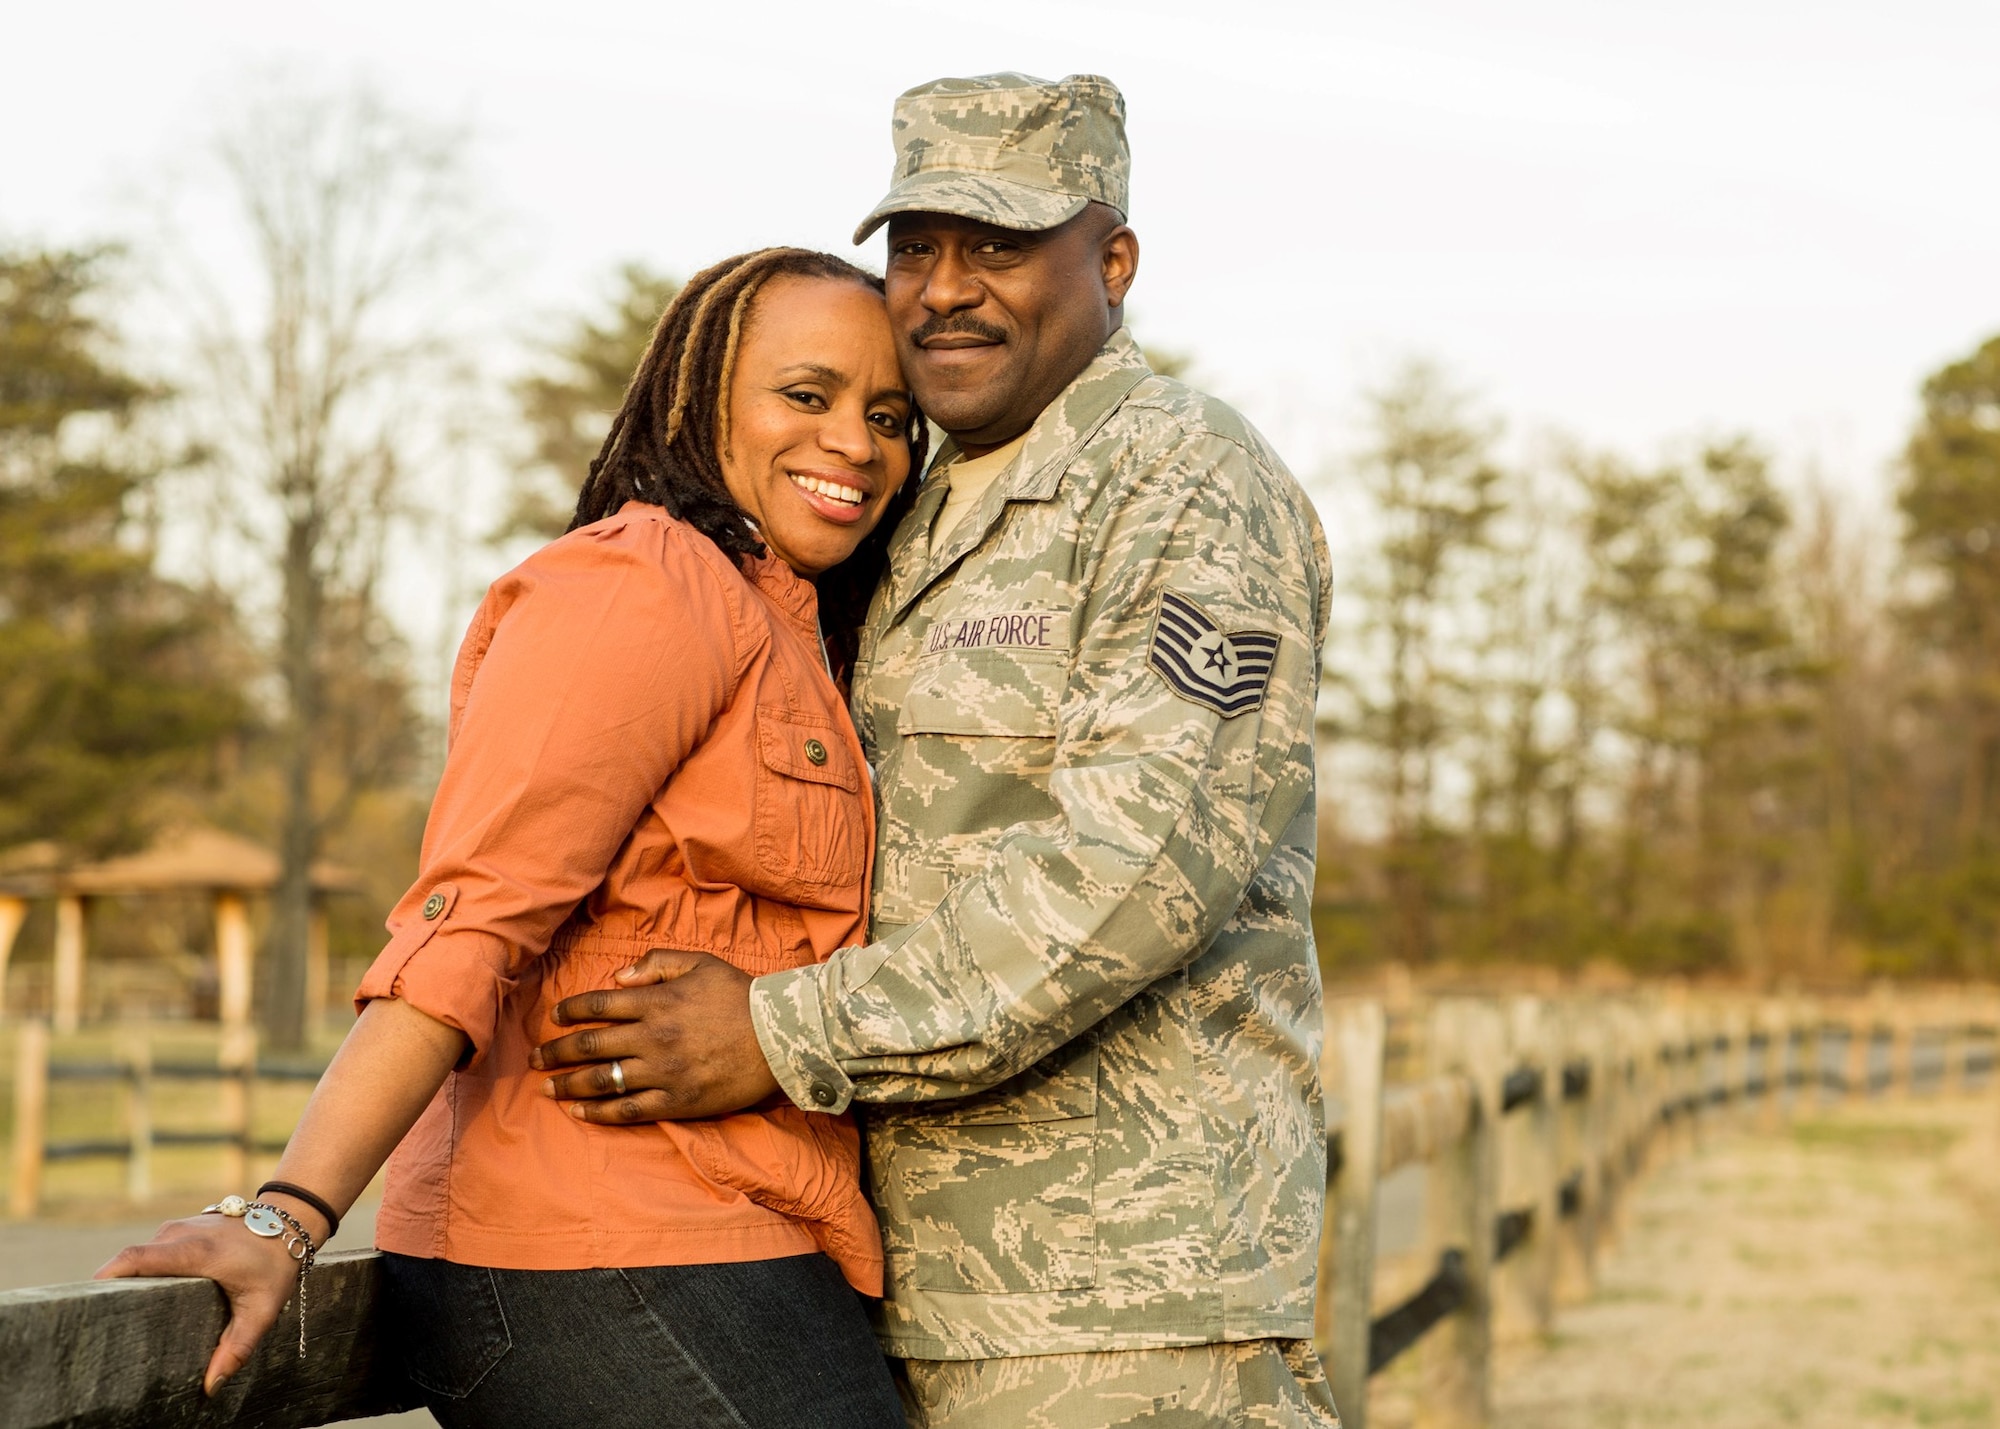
[749,962,855,1116]
[354,884,514,1071]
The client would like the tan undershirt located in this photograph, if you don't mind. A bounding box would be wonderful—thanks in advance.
[933,432,1030,542]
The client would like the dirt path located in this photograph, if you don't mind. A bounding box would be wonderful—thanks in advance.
[1493,1098,2000,1429]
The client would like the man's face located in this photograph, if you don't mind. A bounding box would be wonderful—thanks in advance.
[884,207,1138,453]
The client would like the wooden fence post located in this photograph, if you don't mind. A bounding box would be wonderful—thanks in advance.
[219,1024,255,1191]
[123,1029,151,1205]
[1319,999,1385,1429]
[1886,993,1917,1099]
[1495,997,1559,1342]
[1555,1004,1600,1304]
[1844,1002,1871,1101]
[1418,999,1501,1429]
[9,1020,49,1218]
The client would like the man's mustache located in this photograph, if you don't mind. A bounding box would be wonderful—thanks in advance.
[908,315,1007,346]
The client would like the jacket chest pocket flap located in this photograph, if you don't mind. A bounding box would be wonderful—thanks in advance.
[753,710,866,888]
[897,649,1066,739]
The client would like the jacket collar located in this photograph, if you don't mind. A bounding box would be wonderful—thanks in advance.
[883,327,1153,624]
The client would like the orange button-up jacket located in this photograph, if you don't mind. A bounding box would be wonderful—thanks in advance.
[357,503,881,1293]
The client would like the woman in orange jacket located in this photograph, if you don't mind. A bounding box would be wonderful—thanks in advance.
[99,248,925,1429]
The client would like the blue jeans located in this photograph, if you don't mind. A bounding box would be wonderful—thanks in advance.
[382,1251,906,1429]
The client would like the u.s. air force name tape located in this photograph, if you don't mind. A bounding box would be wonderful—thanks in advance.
[1147,589,1279,718]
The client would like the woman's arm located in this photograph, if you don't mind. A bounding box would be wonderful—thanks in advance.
[95,998,466,1395]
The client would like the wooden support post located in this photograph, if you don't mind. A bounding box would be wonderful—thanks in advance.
[123,1029,152,1204]
[1768,996,1800,1128]
[1799,998,1824,1110]
[214,891,253,1035]
[0,894,27,1017]
[1886,997,1917,1099]
[1418,999,1500,1429]
[1941,1005,1969,1095]
[219,1023,254,1191]
[1495,997,1559,1343]
[10,1019,49,1218]
[306,902,330,1036]
[1844,1004,1870,1102]
[1319,999,1385,1429]
[1555,1004,1599,1304]
[52,894,87,1035]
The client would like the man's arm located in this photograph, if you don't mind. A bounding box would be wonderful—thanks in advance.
[752,429,1328,1113]
[536,430,1328,1122]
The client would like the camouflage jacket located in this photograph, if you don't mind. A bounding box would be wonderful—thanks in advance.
[750,328,1333,1360]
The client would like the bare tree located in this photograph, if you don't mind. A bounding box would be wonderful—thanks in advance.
[168,80,484,1049]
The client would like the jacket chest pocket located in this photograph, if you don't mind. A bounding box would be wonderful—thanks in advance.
[896,649,1067,761]
[875,1042,1099,1293]
[754,708,866,889]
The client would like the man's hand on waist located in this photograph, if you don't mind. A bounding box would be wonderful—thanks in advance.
[531,951,781,1121]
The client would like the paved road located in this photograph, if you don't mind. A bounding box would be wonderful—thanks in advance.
[1491,1098,2000,1429]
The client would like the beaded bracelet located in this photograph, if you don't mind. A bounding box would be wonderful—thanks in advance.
[201,1195,318,1356]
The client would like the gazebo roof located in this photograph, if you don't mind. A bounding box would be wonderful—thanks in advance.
[0,826,361,899]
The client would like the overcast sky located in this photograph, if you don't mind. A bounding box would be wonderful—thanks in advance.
[7,0,1998,509]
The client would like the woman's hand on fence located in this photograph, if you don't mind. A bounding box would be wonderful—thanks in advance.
[94,1215,298,1395]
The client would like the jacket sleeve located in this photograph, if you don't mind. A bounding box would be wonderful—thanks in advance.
[750,430,1329,1112]
[357,517,742,1069]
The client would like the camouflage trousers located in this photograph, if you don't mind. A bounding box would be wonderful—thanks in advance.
[893,1339,1342,1429]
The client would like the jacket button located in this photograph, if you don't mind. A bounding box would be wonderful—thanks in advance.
[803,738,828,766]
[809,1083,837,1107]
[422,893,446,921]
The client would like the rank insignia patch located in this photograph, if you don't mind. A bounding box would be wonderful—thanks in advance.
[1148,589,1280,718]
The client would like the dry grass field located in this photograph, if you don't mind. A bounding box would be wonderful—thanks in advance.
[1483,1098,2000,1429]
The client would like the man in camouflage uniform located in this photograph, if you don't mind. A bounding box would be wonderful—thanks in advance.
[538,73,1339,1428]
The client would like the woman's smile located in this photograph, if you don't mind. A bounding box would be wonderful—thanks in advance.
[788,466,872,522]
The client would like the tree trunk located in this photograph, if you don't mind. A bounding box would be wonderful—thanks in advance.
[264,507,320,1052]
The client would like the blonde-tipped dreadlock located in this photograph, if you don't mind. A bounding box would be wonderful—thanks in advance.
[569,247,927,679]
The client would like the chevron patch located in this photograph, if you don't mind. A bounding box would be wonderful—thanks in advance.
[1147,589,1280,718]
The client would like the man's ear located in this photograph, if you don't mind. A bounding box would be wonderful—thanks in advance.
[1102,225,1140,310]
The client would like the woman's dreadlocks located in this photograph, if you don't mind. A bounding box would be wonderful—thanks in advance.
[568,246,927,680]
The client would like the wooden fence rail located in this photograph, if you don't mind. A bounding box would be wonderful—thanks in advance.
[3,989,1998,1429]
[9,1024,326,1219]
[1317,990,2000,1429]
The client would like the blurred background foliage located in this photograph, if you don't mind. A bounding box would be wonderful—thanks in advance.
[3,81,1999,1051]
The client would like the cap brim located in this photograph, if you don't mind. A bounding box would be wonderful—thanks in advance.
[852,171,1089,245]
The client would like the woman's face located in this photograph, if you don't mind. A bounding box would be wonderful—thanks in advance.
[720,275,915,579]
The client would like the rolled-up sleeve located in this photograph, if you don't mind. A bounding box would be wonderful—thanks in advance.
[358,516,742,1067]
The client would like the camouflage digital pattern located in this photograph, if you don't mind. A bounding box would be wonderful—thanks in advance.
[749,328,1335,1361]
[851,72,1130,244]
[896,1339,1342,1429]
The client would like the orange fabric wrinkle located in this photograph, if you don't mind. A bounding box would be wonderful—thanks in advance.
[355,503,883,1295]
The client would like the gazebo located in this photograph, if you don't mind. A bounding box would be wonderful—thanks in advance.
[0,826,360,1034]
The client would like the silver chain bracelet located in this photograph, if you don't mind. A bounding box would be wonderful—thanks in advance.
[202,1194,318,1357]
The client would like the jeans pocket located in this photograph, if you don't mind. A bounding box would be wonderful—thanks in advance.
[384,1255,513,1400]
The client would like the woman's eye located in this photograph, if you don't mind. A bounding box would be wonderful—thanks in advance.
[869,410,905,431]
[784,389,827,409]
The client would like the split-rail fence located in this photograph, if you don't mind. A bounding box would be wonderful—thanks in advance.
[3,984,1997,1429]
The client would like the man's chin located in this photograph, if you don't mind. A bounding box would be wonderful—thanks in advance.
[910,388,1020,443]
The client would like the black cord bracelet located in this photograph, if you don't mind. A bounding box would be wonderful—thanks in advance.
[258,1180,341,1241]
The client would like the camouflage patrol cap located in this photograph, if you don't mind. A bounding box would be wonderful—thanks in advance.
[852,72,1129,245]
